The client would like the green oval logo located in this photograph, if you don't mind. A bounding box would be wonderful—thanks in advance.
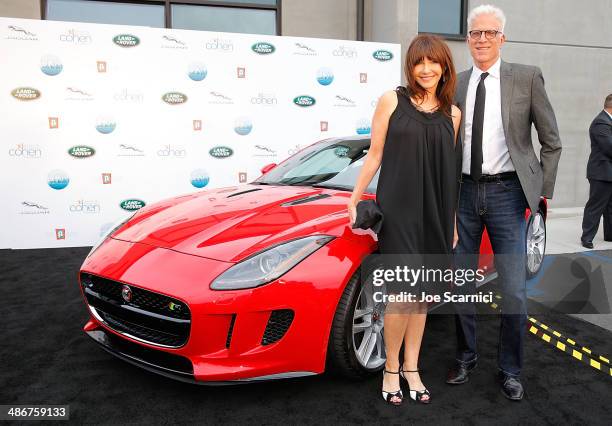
[113,34,140,47]
[68,145,95,158]
[11,87,41,101]
[162,92,188,104]
[209,146,234,159]
[120,199,145,211]
[293,95,316,107]
[372,49,393,61]
[251,42,275,54]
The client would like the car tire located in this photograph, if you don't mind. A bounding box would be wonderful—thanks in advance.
[526,210,546,278]
[326,267,386,378]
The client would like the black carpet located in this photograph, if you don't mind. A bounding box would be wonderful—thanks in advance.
[2,247,612,425]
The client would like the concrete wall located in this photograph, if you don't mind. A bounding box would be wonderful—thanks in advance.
[281,0,357,40]
[0,0,40,19]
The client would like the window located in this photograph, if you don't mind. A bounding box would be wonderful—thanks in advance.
[418,0,466,38]
[43,0,281,35]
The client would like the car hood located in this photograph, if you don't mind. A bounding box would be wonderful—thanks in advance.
[112,184,358,262]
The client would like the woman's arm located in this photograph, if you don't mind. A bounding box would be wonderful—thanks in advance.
[451,104,462,248]
[347,90,398,225]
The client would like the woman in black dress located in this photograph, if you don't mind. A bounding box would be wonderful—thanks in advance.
[348,35,461,405]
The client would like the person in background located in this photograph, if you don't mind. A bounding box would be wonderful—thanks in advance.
[448,4,562,401]
[581,94,612,249]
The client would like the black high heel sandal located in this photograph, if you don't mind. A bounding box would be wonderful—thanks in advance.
[400,367,431,404]
[381,369,403,406]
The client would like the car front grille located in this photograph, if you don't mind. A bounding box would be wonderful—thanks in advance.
[261,309,294,346]
[81,273,191,348]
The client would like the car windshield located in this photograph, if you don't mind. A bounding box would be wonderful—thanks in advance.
[253,137,379,193]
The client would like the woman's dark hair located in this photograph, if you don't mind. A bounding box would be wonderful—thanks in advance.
[399,34,456,116]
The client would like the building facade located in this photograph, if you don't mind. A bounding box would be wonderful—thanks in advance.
[1,0,611,208]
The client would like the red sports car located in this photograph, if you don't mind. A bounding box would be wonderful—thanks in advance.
[78,136,547,384]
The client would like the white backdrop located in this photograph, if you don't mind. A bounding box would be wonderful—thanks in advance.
[0,17,400,249]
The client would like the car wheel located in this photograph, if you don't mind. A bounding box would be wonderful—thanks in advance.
[327,268,386,378]
[526,210,546,278]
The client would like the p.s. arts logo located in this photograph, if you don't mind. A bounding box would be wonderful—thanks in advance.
[161,34,187,49]
[372,49,393,61]
[60,29,92,44]
[9,144,42,158]
[120,199,146,211]
[333,95,356,107]
[65,87,93,101]
[157,144,186,158]
[96,117,116,134]
[190,169,210,188]
[11,87,41,101]
[293,95,316,107]
[20,201,49,215]
[293,42,317,56]
[316,67,334,86]
[40,55,63,76]
[209,91,234,104]
[187,62,207,81]
[118,144,145,157]
[205,37,233,52]
[234,117,253,135]
[162,92,188,104]
[47,170,70,190]
[209,146,234,159]
[356,118,371,135]
[70,199,101,214]
[251,42,275,54]
[68,145,95,158]
[251,92,277,105]
[113,89,143,102]
[332,45,357,59]
[113,34,140,47]
[6,25,38,41]
[253,145,277,158]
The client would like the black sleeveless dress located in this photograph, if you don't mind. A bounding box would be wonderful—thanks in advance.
[376,88,456,269]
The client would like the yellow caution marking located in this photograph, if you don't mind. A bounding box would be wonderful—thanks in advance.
[542,334,551,342]
[556,341,566,351]
[529,317,536,323]
[572,350,582,361]
[590,359,601,369]
[529,326,539,334]
[552,331,561,338]
[600,356,610,363]
[582,347,591,354]
[567,338,576,345]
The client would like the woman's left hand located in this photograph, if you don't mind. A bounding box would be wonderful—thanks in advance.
[453,226,459,249]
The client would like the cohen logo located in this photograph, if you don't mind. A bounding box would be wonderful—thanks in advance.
[373,49,393,61]
[209,146,233,159]
[162,92,188,104]
[113,34,139,47]
[11,87,41,101]
[205,37,233,51]
[70,199,100,213]
[293,95,316,107]
[9,144,41,158]
[251,42,275,54]
[68,145,95,158]
[120,199,145,211]
[60,29,92,44]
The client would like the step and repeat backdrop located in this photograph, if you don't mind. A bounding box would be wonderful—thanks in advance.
[0,17,400,249]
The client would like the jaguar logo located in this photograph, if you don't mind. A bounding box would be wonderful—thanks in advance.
[121,285,132,302]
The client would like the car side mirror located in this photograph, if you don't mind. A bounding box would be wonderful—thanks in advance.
[260,163,277,174]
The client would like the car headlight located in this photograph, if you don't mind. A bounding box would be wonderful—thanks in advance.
[210,235,334,290]
[87,212,137,258]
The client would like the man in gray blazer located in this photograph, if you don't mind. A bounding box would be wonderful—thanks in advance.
[447,5,562,400]
[581,94,612,248]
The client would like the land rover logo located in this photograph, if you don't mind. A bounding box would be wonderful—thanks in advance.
[11,87,41,101]
[251,42,275,54]
[209,146,233,158]
[162,92,187,104]
[68,146,95,158]
[121,285,132,302]
[113,34,139,47]
[372,49,393,61]
[293,95,316,107]
[120,199,145,211]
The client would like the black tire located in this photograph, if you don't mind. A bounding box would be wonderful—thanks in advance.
[526,210,547,278]
[326,268,385,379]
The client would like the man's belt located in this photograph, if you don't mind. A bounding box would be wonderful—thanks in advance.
[462,171,518,182]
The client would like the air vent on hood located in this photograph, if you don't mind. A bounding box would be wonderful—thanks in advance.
[280,193,331,206]
[226,188,262,198]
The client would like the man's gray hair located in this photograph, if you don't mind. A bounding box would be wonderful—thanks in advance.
[605,94,612,109]
[467,4,507,32]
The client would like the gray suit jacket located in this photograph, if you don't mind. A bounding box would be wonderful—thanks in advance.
[454,60,562,214]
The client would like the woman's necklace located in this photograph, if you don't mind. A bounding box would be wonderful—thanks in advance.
[410,97,440,113]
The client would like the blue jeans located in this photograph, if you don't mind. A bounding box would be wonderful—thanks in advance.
[453,174,528,377]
